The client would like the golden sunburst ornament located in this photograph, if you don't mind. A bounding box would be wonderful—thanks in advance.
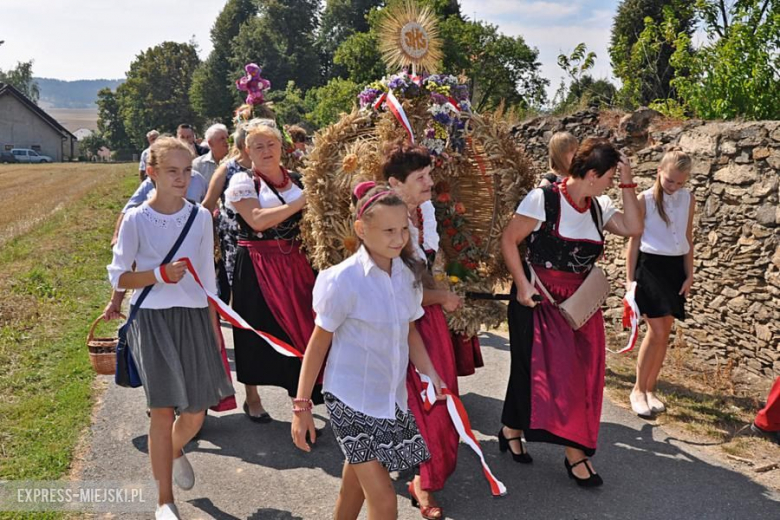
[379,0,442,75]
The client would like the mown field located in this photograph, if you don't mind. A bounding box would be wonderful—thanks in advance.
[0,163,136,504]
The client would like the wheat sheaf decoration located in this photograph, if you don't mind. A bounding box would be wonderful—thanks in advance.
[379,0,443,74]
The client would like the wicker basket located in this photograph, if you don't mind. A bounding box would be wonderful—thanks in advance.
[86,314,125,375]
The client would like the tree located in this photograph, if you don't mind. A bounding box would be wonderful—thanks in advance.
[96,87,132,151]
[553,43,616,112]
[190,0,257,124]
[334,32,387,85]
[0,61,40,103]
[231,0,321,93]
[317,0,383,80]
[118,42,202,148]
[79,132,108,158]
[670,0,780,119]
[609,0,696,107]
[304,78,360,128]
[267,81,310,128]
[439,17,548,112]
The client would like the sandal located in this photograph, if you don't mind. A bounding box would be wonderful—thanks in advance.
[407,481,443,519]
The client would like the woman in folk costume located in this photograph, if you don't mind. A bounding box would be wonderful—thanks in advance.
[500,138,643,487]
[224,122,320,422]
[382,141,462,519]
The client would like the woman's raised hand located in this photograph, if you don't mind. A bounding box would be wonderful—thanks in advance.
[618,153,634,184]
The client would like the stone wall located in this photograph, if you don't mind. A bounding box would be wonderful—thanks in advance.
[512,109,780,378]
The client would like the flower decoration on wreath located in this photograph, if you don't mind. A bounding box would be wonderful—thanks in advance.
[358,71,471,158]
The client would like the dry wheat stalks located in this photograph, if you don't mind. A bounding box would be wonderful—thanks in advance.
[300,101,536,334]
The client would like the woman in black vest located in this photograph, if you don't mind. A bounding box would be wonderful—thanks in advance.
[499,138,643,487]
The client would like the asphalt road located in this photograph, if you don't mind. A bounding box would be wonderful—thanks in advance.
[78,327,780,519]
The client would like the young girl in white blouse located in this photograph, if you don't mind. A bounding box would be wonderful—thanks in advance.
[627,150,694,418]
[107,137,234,520]
[291,184,445,520]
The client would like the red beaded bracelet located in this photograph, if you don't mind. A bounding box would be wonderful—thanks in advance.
[293,398,312,404]
[292,406,312,414]
[618,182,638,189]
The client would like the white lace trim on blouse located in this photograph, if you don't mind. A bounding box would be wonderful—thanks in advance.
[140,202,193,229]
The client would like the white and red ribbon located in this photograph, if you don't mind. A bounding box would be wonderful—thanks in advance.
[385,90,415,143]
[178,257,303,359]
[611,281,640,354]
[372,92,387,111]
[419,373,507,497]
[445,96,461,113]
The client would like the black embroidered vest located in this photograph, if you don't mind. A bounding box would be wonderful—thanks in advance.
[237,171,304,241]
[525,184,604,274]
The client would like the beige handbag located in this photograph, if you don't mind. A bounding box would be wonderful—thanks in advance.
[529,264,610,330]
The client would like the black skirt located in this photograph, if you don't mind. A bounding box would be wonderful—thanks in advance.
[231,245,323,403]
[634,252,687,320]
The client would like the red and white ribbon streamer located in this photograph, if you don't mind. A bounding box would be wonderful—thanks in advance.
[386,90,415,143]
[419,373,507,497]
[178,257,303,359]
[611,281,640,354]
[446,96,461,113]
[372,92,387,111]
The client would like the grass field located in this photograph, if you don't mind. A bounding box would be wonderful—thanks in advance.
[0,164,122,248]
[0,163,136,498]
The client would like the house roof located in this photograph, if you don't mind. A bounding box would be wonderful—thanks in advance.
[0,82,77,140]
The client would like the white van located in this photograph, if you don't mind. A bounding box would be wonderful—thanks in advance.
[11,148,53,163]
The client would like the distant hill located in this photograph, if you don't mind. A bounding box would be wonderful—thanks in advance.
[34,77,124,109]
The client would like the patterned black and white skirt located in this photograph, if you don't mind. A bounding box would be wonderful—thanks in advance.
[324,392,431,472]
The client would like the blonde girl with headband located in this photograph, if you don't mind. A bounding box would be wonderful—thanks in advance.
[539,131,579,187]
[107,137,235,520]
[292,183,445,520]
[626,150,695,418]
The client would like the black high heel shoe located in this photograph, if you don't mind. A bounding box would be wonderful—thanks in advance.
[498,428,533,463]
[564,457,603,488]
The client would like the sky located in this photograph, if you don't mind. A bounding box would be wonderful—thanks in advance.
[0,0,620,97]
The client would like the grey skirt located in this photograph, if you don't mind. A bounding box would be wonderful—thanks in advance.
[127,306,235,413]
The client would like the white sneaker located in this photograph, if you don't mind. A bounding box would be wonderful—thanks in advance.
[630,391,652,418]
[646,392,666,413]
[155,503,180,520]
[172,451,195,490]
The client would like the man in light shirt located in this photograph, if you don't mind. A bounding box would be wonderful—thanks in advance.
[137,130,159,182]
[192,124,229,185]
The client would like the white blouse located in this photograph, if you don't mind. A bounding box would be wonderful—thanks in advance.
[313,245,424,419]
[516,188,617,241]
[640,188,692,256]
[223,171,303,211]
[409,200,440,261]
[107,201,216,309]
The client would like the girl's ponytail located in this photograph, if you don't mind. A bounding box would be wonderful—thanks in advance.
[653,175,669,226]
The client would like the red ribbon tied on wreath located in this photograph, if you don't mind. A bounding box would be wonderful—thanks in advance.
[236,63,271,105]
